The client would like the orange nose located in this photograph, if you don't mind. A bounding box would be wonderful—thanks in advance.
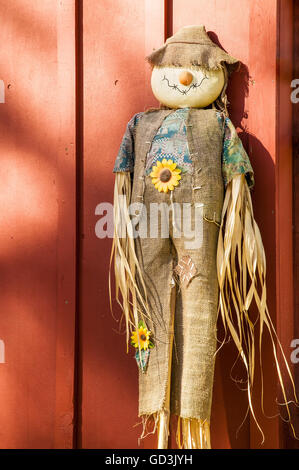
[179,71,193,86]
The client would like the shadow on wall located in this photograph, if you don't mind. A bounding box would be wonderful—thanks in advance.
[208,29,276,449]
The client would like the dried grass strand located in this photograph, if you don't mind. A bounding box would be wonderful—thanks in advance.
[217,174,299,442]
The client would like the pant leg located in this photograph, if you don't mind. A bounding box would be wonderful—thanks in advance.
[170,216,220,421]
[136,185,175,417]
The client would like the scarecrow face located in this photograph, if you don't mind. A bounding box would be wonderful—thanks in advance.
[151,65,225,109]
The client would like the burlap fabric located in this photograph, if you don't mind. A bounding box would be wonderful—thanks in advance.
[131,109,224,420]
[147,25,239,73]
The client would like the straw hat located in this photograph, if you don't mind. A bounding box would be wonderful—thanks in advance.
[147,25,239,73]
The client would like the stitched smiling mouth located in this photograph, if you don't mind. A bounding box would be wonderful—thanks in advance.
[162,74,208,95]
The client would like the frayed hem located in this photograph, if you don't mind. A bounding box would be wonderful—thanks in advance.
[176,416,211,449]
[136,412,160,446]
[136,411,211,449]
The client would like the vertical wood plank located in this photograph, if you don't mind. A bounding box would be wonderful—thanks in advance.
[81,0,164,449]
[172,0,293,449]
[164,0,173,40]
[247,0,279,449]
[55,0,77,449]
[0,0,76,448]
[292,0,299,450]
[276,0,298,449]
[173,0,252,449]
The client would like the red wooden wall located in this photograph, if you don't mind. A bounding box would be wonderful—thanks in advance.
[0,0,297,449]
[0,0,76,448]
[292,0,299,449]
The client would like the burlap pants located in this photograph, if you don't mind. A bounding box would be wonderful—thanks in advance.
[136,174,221,422]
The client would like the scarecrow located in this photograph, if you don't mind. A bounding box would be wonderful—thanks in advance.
[110,25,298,449]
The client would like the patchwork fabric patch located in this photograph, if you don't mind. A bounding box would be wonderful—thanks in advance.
[145,108,193,175]
[174,255,197,287]
[135,349,150,373]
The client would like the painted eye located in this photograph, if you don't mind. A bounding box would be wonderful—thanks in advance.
[178,71,193,86]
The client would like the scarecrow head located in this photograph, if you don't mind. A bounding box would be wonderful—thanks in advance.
[147,25,239,110]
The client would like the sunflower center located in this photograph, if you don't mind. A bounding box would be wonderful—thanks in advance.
[159,168,172,182]
[140,334,147,341]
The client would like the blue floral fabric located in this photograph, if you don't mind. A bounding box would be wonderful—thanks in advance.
[145,108,192,175]
[217,113,254,188]
[113,109,254,188]
[113,112,143,173]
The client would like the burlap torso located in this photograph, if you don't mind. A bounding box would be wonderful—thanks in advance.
[131,108,224,421]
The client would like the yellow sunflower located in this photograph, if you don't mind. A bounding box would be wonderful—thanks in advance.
[150,159,181,193]
[131,321,154,350]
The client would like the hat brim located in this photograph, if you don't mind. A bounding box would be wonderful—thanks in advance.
[146,42,239,74]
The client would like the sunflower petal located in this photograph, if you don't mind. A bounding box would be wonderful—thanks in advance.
[151,159,182,192]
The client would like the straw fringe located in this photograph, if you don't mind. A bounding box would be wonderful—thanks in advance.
[137,412,160,445]
[138,412,211,449]
[217,174,299,442]
[176,417,211,449]
[109,172,150,352]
